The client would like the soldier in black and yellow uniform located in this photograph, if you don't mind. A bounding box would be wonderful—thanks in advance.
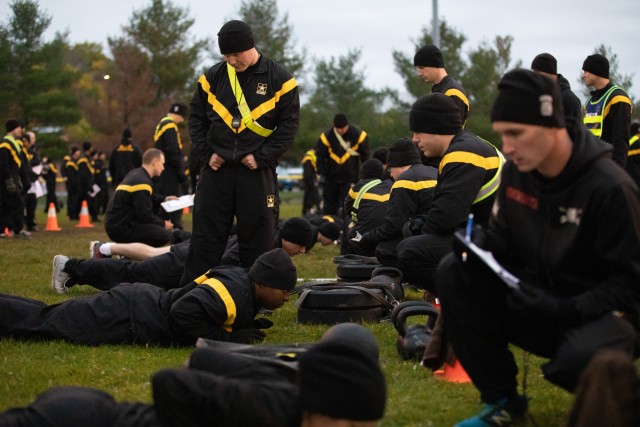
[22,131,41,232]
[109,128,142,188]
[182,20,300,285]
[154,103,188,230]
[76,141,97,221]
[316,113,369,216]
[301,148,321,215]
[414,44,470,125]
[93,151,109,215]
[105,148,180,247]
[342,158,391,256]
[626,122,640,188]
[397,94,504,293]
[582,53,632,167]
[41,156,60,213]
[0,120,26,237]
[1,248,296,347]
[63,147,80,220]
[357,141,436,263]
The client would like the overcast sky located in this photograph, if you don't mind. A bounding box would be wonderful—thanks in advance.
[2,0,639,103]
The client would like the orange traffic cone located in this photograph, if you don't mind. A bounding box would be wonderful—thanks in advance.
[45,202,62,231]
[75,200,94,228]
[434,357,472,383]
[3,227,13,237]
[182,206,190,215]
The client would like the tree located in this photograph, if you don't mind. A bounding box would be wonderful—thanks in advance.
[124,0,209,101]
[237,0,306,80]
[463,35,520,143]
[0,0,80,126]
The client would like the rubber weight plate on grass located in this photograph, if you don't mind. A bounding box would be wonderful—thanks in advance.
[297,306,384,324]
[298,287,386,308]
[336,262,381,281]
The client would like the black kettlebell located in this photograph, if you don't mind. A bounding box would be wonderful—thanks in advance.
[370,266,404,301]
[391,301,439,360]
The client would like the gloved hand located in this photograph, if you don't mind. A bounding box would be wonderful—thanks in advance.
[507,282,579,326]
[230,328,266,344]
[252,317,274,330]
[404,214,427,237]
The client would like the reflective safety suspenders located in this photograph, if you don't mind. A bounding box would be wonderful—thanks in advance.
[473,142,505,205]
[584,85,625,138]
[351,179,382,223]
[227,63,275,138]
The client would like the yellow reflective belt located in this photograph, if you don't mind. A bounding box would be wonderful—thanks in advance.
[200,278,237,332]
[227,63,274,138]
[115,183,153,194]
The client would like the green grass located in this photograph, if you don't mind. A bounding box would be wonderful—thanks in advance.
[0,200,575,425]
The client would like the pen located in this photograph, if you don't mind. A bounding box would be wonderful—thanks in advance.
[465,213,474,242]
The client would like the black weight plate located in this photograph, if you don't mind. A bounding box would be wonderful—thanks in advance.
[298,287,385,308]
[336,263,381,281]
[297,306,384,324]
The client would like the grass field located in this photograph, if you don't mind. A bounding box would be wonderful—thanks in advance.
[0,197,575,426]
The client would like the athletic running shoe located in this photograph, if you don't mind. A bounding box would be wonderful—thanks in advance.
[51,255,70,294]
[454,395,529,427]
[90,241,110,259]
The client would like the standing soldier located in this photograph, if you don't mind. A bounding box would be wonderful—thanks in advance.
[181,20,300,285]
[77,141,97,222]
[41,156,60,213]
[315,113,369,215]
[582,53,633,167]
[414,44,470,125]
[93,151,109,215]
[301,147,321,215]
[64,147,80,220]
[22,131,42,232]
[0,120,27,238]
[154,103,188,230]
[109,128,142,188]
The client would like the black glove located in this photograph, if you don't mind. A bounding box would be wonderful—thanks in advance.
[252,317,274,330]
[507,282,579,326]
[404,214,427,237]
[230,328,266,344]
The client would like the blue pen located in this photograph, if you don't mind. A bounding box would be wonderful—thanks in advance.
[465,213,474,242]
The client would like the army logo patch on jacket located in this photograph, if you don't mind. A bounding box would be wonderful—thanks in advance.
[256,83,268,95]
[267,194,275,208]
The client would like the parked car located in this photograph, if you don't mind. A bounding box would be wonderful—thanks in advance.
[276,165,303,191]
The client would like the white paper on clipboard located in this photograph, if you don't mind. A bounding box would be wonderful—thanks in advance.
[161,194,195,213]
[454,231,521,290]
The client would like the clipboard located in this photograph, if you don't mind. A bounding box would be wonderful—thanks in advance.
[454,231,520,290]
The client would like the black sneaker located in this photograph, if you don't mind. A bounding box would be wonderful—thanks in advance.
[454,395,529,427]
[90,241,110,259]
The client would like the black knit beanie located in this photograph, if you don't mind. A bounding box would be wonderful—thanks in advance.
[299,326,386,421]
[582,54,610,79]
[413,44,445,68]
[359,158,384,180]
[122,128,132,139]
[5,119,21,133]
[386,138,421,167]
[318,222,340,241]
[169,102,187,118]
[249,248,297,291]
[491,69,565,128]
[372,147,389,164]
[333,113,349,128]
[217,20,255,55]
[280,217,313,247]
[409,93,462,134]
[531,53,557,75]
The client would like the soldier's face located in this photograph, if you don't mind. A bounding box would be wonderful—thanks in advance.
[224,50,255,72]
[257,285,290,310]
